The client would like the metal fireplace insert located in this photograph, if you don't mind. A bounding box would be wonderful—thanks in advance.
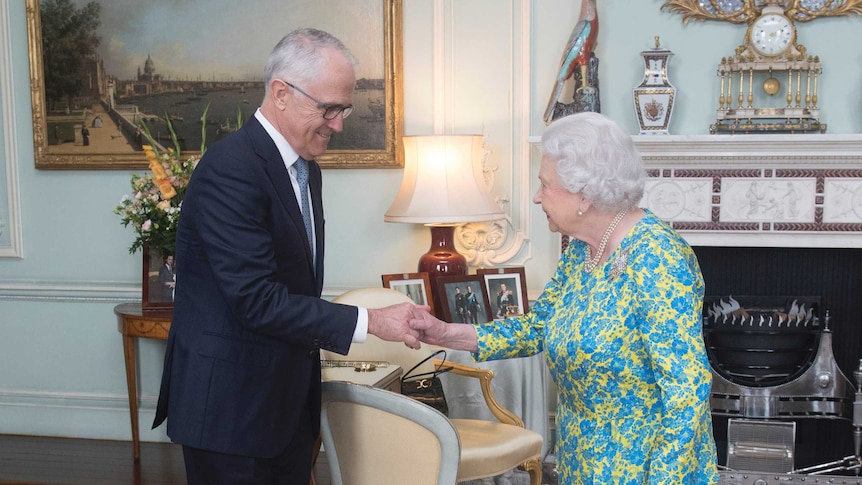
[703,295,862,484]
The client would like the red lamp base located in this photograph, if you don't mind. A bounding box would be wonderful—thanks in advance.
[418,225,467,312]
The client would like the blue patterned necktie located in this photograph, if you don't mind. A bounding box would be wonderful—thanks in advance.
[293,157,314,249]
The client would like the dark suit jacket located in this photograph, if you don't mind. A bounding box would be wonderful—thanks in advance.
[157,264,174,301]
[153,116,357,458]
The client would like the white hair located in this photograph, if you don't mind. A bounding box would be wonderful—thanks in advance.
[541,112,645,212]
[263,28,357,98]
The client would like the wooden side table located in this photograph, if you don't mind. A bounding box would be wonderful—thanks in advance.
[114,302,171,462]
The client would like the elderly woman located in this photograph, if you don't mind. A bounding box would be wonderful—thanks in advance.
[411,112,719,484]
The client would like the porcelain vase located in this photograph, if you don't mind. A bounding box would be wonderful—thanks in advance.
[633,38,676,135]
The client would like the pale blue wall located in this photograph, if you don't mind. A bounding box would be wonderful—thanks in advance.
[0,0,860,442]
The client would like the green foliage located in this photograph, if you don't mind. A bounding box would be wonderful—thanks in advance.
[39,0,101,111]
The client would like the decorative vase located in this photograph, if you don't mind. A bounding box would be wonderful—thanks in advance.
[633,36,676,135]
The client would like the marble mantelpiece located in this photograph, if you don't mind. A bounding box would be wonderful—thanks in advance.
[634,134,862,248]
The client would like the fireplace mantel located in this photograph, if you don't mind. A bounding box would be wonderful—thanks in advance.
[633,134,862,163]
[632,134,862,248]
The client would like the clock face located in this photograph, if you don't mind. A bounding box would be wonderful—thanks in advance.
[750,14,794,56]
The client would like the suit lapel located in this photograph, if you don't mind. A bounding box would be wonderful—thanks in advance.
[245,118,316,273]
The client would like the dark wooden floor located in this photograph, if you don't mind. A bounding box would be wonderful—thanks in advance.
[0,435,331,485]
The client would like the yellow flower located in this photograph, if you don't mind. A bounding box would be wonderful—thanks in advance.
[149,157,168,181]
[142,145,158,164]
[155,178,177,200]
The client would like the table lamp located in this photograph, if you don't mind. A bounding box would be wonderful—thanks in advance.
[385,135,504,302]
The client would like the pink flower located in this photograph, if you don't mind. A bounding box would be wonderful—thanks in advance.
[141,220,152,232]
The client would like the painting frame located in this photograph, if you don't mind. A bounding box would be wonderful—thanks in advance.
[381,272,435,316]
[141,244,174,312]
[435,275,492,325]
[25,0,404,170]
[477,267,529,319]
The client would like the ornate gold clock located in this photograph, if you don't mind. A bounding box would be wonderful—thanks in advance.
[749,10,795,57]
[662,0,862,134]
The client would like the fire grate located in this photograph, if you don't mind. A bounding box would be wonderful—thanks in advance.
[703,296,820,388]
[703,296,854,420]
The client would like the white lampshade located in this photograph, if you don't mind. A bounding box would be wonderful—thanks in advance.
[384,135,504,224]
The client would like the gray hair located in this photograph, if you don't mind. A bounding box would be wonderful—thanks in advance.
[541,112,645,212]
[263,28,357,97]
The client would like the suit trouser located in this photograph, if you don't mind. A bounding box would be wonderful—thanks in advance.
[182,404,315,485]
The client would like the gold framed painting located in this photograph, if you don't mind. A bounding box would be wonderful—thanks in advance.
[25,0,403,170]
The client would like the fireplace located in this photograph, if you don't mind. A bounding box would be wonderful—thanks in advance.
[695,246,862,479]
[630,134,862,477]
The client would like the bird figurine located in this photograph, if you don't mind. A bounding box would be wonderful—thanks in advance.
[543,0,599,124]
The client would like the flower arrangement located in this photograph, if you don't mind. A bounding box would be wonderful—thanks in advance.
[115,106,244,255]
[114,114,204,256]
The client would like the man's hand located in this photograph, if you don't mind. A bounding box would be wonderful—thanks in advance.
[367,302,429,349]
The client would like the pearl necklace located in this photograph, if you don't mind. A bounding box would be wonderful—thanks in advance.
[583,208,628,273]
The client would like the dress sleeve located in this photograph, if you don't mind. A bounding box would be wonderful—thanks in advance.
[636,243,716,483]
[473,244,572,362]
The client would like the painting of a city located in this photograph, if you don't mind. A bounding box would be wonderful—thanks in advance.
[27,0,403,169]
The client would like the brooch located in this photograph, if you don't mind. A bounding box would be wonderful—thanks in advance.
[609,248,629,280]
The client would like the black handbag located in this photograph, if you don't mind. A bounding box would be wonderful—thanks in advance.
[400,350,452,416]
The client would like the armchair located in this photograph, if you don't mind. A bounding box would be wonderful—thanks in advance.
[324,287,543,484]
[320,380,461,485]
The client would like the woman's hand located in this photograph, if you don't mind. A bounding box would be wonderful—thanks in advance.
[410,309,479,352]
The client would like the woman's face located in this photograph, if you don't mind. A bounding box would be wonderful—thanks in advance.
[533,155,582,235]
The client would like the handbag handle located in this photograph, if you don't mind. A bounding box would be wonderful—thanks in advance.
[401,349,452,382]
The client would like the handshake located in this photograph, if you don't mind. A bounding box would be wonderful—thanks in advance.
[366,302,478,352]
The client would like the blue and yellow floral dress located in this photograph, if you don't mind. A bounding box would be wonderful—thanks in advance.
[474,211,719,484]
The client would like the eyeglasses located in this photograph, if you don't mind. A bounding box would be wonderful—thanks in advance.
[283,80,354,120]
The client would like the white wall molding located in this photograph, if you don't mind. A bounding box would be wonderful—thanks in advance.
[434,0,533,268]
[0,389,169,442]
[0,280,139,302]
[0,281,362,302]
[0,0,23,258]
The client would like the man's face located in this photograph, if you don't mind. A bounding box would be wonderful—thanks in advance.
[278,50,356,160]
[500,284,507,293]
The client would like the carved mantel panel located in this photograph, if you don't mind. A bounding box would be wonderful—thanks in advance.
[634,134,862,248]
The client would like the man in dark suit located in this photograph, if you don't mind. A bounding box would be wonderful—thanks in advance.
[454,286,466,323]
[152,28,423,484]
[156,254,175,301]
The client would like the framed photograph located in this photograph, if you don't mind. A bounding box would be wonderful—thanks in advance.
[435,275,492,324]
[477,267,529,319]
[381,272,435,316]
[25,0,403,170]
[141,244,175,311]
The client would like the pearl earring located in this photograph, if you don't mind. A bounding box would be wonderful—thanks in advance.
[577,208,583,216]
